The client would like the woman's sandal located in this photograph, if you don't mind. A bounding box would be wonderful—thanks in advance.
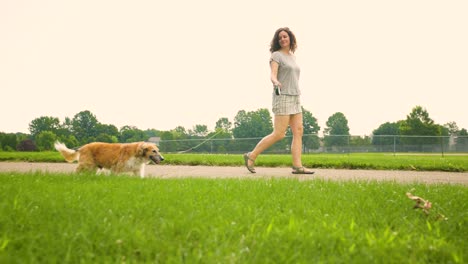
[291,166,315,175]
[243,152,256,173]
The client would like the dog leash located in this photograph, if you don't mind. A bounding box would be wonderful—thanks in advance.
[176,129,224,154]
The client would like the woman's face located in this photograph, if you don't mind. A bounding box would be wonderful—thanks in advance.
[278,31,290,49]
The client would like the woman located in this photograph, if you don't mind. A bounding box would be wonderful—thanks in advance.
[243,27,314,174]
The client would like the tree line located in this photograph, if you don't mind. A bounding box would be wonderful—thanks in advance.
[0,106,466,152]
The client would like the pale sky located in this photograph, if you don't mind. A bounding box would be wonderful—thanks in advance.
[1,0,467,136]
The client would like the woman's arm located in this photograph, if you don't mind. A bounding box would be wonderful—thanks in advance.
[270,61,281,87]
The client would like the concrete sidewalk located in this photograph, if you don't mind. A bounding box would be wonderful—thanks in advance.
[0,162,467,185]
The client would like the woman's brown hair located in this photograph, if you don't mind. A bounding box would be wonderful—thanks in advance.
[269,27,297,53]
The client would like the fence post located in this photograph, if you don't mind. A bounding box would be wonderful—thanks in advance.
[440,136,444,157]
[347,135,350,155]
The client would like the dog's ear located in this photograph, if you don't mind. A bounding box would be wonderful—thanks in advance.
[140,143,156,156]
[138,143,147,157]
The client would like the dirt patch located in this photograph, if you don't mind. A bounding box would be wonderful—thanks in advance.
[0,162,467,185]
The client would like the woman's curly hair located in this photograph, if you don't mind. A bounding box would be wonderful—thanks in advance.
[270,27,297,53]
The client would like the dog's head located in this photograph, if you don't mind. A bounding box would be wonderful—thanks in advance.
[141,143,164,164]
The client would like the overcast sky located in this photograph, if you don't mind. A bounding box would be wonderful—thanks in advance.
[1,0,467,136]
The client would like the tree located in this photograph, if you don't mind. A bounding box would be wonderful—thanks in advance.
[302,107,321,136]
[205,117,234,153]
[53,117,73,142]
[372,121,402,150]
[173,126,188,139]
[58,134,79,148]
[215,117,232,132]
[96,124,119,139]
[160,131,177,152]
[185,125,210,152]
[144,129,162,138]
[350,136,372,151]
[444,121,459,136]
[35,131,57,151]
[455,128,468,151]
[208,128,234,153]
[323,112,350,148]
[119,125,147,143]
[159,126,189,152]
[71,110,99,144]
[190,125,208,137]
[95,133,118,143]
[29,116,60,138]
[232,109,273,151]
[93,123,119,143]
[400,106,437,135]
[0,132,18,151]
[399,106,439,151]
[62,117,73,132]
[233,109,273,138]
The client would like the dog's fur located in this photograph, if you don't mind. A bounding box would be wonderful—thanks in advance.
[54,141,164,178]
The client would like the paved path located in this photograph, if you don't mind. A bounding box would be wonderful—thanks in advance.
[0,162,467,185]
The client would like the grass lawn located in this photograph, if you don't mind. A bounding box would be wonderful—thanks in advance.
[0,173,466,263]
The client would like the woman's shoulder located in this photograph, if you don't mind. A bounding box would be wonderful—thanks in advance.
[270,51,283,62]
[271,51,283,56]
[271,51,294,59]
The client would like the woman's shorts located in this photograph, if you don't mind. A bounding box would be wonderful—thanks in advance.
[272,94,302,115]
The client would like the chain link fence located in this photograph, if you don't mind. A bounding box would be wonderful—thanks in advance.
[158,135,468,154]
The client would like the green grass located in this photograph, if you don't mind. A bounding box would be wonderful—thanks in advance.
[0,151,63,162]
[1,152,467,172]
[0,172,466,263]
[161,153,468,172]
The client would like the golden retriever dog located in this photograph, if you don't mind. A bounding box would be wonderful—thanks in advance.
[54,141,164,178]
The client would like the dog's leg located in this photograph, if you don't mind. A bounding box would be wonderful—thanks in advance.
[139,164,146,178]
[110,164,124,175]
[76,163,97,174]
[97,168,111,176]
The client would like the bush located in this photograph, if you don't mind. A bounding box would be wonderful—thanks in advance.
[17,139,37,151]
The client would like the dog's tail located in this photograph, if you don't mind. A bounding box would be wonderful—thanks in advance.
[54,141,79,163]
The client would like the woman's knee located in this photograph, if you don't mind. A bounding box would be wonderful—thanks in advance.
[272,131,286,140]
[291,125,304,136]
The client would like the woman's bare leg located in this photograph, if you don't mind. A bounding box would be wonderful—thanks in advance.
[247,115,290,166]
[289,113,304,167]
